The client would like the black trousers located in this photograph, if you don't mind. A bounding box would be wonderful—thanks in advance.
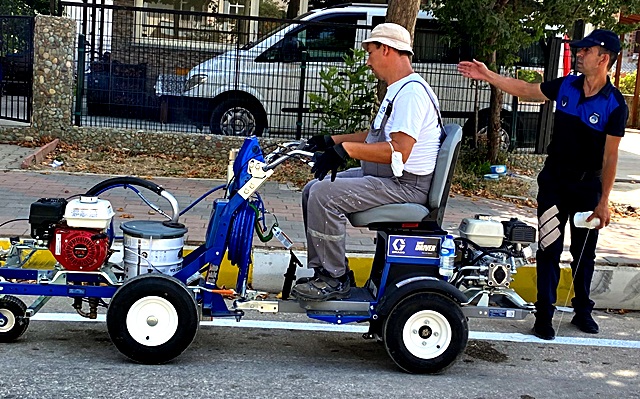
[535,166,601,320]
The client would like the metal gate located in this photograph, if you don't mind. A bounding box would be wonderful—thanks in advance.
[0,16,34,124]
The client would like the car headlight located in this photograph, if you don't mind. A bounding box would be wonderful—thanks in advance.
[184,74,207,92]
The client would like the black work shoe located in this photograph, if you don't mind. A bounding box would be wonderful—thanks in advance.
[291,273,350,302]
[571,313,599,334]
[532,319,556,340]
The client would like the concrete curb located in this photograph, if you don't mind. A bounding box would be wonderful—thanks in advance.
[20,139,59,169]
[2,239,639,311]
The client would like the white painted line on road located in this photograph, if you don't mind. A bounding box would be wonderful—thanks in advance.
[30,312,640,349]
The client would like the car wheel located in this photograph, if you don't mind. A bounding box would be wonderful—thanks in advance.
[475,125,511,152]
[463,112,514,152]
[209,98,266,136]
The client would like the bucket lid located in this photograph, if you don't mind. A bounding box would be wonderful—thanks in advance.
[120,220,188,239]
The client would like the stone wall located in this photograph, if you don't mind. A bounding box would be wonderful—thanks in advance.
[507,152,546,172]
[623,94,639,128]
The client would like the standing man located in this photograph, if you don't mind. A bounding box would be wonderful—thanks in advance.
[291,23,443,301]
[457,29,628,340]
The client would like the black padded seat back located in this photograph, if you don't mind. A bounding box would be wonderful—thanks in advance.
[348,123,462,227]
[428,123,462,210]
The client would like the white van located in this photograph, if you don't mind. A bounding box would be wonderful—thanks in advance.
[177,3,556,146]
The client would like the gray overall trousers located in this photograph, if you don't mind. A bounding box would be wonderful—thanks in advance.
[302,82,435,278]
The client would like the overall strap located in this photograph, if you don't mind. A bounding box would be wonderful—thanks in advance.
[384,80,446,141]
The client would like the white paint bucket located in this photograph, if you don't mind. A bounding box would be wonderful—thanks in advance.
[120,220,188,280]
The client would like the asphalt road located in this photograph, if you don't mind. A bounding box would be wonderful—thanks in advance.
[3,325,634,399]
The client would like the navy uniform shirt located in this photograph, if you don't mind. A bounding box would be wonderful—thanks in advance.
[540,74,628,175]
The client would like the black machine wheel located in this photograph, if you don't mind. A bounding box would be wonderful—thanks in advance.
[0,295,30,342]
[383,292,468,374]
[106,274,199,364]
[462,110,517,152]
[209,98,267,136]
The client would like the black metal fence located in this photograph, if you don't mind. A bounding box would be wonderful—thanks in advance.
[0,16,34,123]
[60,1,559,150]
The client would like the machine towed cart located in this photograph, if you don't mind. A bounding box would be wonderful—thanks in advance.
[0,124,537,373]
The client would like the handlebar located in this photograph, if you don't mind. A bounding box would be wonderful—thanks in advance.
[262,141,315,171]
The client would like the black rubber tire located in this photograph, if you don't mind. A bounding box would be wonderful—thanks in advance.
[209,98,267,136]
[0,295,30,343]
[462,111,515,152]
[383,292,468,374]
[107,274,199,364]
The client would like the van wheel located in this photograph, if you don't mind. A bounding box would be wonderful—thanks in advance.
[383,292,468,374]
[210,98,266,136]
[462,112,514,152]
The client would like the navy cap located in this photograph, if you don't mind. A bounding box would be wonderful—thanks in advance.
[570,29,621,53]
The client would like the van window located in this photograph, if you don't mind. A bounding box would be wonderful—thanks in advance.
[256,14,362,63]
[371,16,459,63]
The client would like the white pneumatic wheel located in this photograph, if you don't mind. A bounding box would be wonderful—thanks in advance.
[0,295,30,342]
[383,293,468,374]
[107,274,199,364]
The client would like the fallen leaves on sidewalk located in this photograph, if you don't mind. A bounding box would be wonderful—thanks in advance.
[29,141,315,188]
[610,203,640,220]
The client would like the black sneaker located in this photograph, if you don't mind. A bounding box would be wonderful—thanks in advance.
[571,313,599,334]
[291,273,350,301]
[532,319,556,340]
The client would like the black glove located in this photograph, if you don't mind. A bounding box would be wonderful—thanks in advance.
[304,134,335,152]
[311,144,348,182]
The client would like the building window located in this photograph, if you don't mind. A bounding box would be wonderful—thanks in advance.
[134,0,241,48]
[227,1,245,15]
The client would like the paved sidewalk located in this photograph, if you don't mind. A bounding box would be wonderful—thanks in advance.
[0,166,638,267]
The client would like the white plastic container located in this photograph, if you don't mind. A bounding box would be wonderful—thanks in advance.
[458,218,504,247]
[64,196,115,229]
[573,211,601,229]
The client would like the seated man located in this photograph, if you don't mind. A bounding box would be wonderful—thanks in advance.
[291,23,443,301]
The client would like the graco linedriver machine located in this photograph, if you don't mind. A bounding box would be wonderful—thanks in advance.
[0,124,537,373]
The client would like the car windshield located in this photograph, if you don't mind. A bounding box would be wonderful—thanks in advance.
[241,11,314,49]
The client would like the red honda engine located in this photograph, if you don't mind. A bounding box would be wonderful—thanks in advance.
[49,227,110,271]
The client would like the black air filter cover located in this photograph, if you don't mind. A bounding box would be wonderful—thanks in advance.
[29,198,68,239]
[502,218,536,244]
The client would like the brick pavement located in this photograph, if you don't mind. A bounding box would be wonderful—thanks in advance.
[0,168,639,266]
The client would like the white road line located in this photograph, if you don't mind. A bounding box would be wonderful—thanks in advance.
[30,312,640,349]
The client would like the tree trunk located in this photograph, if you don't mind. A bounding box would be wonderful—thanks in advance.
[487,50,503,163]
[376,0,421,100]
[488,84,503,163]
[286,0,301,19]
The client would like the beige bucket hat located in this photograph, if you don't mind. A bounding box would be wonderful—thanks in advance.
[362,23,413,55]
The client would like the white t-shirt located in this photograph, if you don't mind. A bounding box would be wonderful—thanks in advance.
[371,73,441,175]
